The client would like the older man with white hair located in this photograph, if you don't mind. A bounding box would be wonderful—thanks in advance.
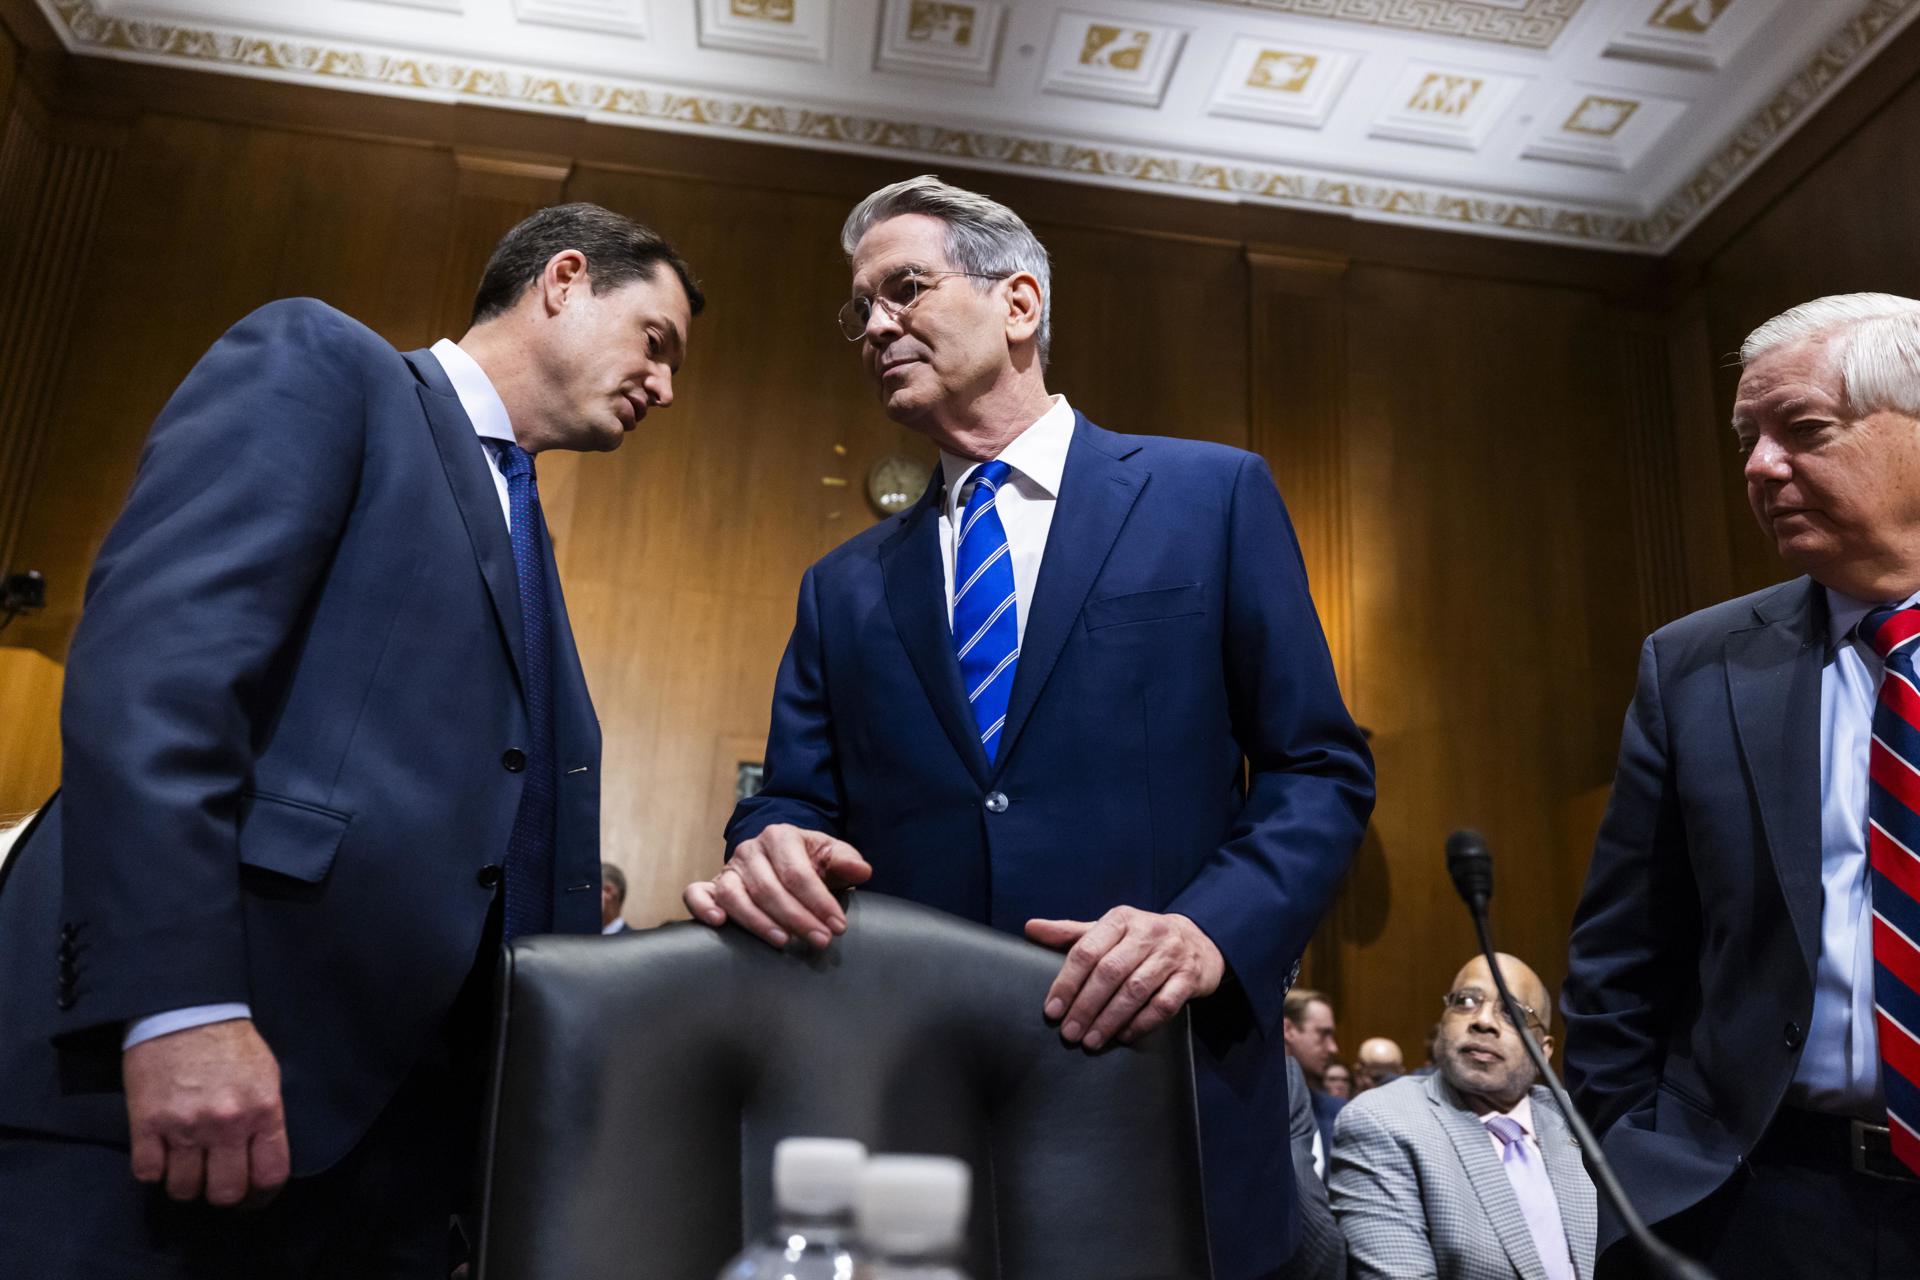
[1566,293,1920,1277]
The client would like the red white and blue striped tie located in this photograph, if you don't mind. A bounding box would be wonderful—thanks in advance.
[1862,603,1920,1175]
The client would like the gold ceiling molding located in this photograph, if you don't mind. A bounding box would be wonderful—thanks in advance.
[1186,0,1585,50]
[1640,0,1917,245]
[32,0,1920,252]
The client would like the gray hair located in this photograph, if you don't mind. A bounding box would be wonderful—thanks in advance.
[601,861,627,904]
[1741,293,1920,415]
[840,174,1053,366]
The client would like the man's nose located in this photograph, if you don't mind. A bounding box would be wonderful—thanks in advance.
[650,369,674,409]
[1745,434,1788,482]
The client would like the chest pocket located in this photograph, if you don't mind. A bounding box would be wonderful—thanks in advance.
[1084,582,1204,631]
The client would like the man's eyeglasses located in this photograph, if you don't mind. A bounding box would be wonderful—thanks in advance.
[837,268,1007,341]
[1442,988,1546,1035]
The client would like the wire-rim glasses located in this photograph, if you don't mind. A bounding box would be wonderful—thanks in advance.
[837,268,1007,341]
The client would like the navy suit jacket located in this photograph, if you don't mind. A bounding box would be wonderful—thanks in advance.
[1563,577,1827,1257]
[0,299,601,1176]
[727,413,1375,1279]
[1310,1087,1345,1176]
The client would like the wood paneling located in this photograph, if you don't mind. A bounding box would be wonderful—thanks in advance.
[0,0,1697,1054]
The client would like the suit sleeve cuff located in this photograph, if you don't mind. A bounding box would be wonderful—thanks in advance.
[122,1003,253,1051]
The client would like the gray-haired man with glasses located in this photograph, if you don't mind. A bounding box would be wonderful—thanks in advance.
[684,173,1374,1278]
[1330,953,1597,1280]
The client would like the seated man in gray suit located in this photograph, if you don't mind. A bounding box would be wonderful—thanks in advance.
[1330,953,1596,1280]
[1283,1053,1346,1280]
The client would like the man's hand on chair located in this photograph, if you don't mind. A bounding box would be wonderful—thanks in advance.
[683,823,872,950]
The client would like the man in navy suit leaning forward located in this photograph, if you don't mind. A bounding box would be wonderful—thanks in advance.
[684,175,1375,1280]
[0,203,701,1277]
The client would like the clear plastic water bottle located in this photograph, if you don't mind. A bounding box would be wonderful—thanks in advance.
[853,1155,972,1279]
[718,1137,868,1280]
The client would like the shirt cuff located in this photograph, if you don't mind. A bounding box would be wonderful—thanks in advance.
[122,1003,253,1051]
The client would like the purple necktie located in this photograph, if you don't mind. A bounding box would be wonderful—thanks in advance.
[1485,1114,1575,1280]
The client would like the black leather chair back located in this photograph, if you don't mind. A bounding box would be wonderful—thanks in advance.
[475,891,1212,1279]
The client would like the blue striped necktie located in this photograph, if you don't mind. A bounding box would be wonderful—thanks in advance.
[952,459,1019,762]
[492,440,556,940]
[1861,603,1920,1175]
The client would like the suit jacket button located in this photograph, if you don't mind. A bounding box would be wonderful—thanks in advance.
[477,864,503,889]
[1784,1020,1805,1049]
[984,791,1009,814]
[56,993,75,1012]
[501,748,527,773]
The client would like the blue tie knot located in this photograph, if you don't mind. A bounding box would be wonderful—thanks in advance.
[492,439,534,483]
[969,458,1013,496]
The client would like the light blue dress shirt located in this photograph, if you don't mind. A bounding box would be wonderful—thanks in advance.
[121,340,516,1051]
[1788,587,1918,1115]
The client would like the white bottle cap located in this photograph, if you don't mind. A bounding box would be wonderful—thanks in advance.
[773,1137,868,1217]
[855,1155,970,1257]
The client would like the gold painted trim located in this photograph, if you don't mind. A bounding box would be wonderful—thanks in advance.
[35,0,1920,253]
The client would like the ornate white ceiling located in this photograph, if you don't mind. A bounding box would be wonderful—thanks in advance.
[37,0,1920,251]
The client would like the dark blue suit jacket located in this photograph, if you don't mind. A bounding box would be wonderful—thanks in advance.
[0,299,601,1176]
[1563,577,1827,1258]
[728,413,1375,1279]
[1309,1087,1345,1176]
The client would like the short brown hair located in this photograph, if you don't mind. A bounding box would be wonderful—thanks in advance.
[471,202,704,325]
[1283,988,1332,1026]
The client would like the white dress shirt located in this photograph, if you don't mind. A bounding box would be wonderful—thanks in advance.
[122,340,517,1051]
[1785,586,1914,1115]
[937,395,1075,645]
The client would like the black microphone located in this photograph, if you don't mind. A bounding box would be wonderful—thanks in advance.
[1445,828,1493,916]
[1444,829,1717,1280]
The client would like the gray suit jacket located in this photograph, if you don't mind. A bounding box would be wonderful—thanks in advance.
[1281,1055,1345,1280]
[1329,1072,1596,1280]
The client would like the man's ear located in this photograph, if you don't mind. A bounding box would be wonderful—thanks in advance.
[1003,271,1043,346]
[538,249,590,316]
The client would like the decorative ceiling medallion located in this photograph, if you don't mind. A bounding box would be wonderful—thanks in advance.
[1208,35,1360,129]
[1184,0,1583,51]
[1041,10,1188,107]
[1604,0,1779,69]
[875,0,1004,84]
[513,0,647,39]
[1521,85,1687,173]
[697,0,826,60]
[1369,62,1527,151]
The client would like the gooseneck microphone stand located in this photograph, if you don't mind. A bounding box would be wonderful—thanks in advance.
[1445,829,1717,1280]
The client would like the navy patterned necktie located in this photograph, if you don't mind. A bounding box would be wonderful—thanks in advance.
[952,459,1019,762]
[1862,603,1920,1175]
[492,440,556,940]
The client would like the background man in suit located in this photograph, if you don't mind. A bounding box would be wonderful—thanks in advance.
[1565,293,1920,1277]
[1282,1054,1347,1280]
[682,174,1375,1279]
[601,862,631,934]
[0,203,700,1277]
[1285,988,1347,1178]
[1332,953,1595,1280]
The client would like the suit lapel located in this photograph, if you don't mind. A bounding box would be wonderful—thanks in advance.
[1429,1074,1546,1280]
[994,415,1146,774]
[405,348,527,695]
[879,477,992,787]
[1725,577,1826,977]
[1531,1088,1596,1280]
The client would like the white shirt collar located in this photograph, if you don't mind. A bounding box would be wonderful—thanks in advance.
[1825,584,1920,652]
[429,338,516,445]
[1487,1091,1536,1136]
[938,394,1075,509]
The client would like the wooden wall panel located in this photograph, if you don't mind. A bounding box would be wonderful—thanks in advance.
[0,24,1681,1051]
[1327,265,1644,1057]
